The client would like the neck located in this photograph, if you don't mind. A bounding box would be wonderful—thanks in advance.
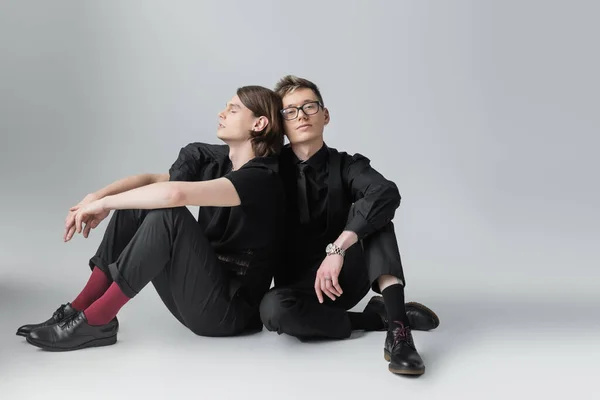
[290,137,324,161]
[227,140,256,171]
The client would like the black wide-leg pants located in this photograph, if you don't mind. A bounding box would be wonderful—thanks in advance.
[88,207,257,337]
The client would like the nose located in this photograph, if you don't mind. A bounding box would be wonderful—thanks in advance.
[296,108,308,120]
[218,109,226,120]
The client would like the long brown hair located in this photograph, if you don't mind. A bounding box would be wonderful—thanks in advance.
[237,85,284,157]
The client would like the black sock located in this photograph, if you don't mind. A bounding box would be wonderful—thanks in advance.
[347,311,384,331]
[381,284,410,330]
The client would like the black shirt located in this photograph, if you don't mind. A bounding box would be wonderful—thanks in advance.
[287,142,330,234]
[280,143,401,267]
[168,142,286,300]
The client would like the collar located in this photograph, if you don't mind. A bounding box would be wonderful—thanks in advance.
[286,143,329,170]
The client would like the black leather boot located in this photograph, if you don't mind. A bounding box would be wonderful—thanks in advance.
[363,296,440,332]
[384,322,425,375]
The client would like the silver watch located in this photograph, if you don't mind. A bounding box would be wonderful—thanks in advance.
[326,243,345,257]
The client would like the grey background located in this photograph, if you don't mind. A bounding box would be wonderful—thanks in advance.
[1,1,598,399]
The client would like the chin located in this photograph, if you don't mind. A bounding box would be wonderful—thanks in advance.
[288,132,319,145]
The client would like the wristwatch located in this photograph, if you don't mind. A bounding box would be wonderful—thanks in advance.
[326,243,346,257]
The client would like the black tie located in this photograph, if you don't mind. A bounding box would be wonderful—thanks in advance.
[297,163,311,224]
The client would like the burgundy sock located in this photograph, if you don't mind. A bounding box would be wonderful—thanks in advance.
[83,282,131,326]
[71,266,112,311]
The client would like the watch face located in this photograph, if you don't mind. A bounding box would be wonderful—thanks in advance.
[326,244,333,252]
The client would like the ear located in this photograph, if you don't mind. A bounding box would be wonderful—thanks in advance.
[253,116,269,132]
[323,107,330,126]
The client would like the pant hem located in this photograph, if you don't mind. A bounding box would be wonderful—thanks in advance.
[89,256,114,281]
[370,273,405,294]
[108,261,138,298]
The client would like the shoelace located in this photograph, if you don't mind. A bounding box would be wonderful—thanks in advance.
[59,313,81,330]
[391,321,415,349]
[51,304,68,321]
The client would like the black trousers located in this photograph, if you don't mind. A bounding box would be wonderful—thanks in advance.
[88,207,259,337]
[259,221,405,339]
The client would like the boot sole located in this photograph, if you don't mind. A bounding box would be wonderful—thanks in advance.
[405,301,440,328]
[389,365,425,375]
[26,335,117,352]
[384,349,425,375]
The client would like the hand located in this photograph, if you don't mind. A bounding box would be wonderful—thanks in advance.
[70,199,110,239]
[64,193,99,242]
[314,255,344,303]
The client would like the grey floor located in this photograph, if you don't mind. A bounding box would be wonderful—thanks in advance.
[1,265,597,400]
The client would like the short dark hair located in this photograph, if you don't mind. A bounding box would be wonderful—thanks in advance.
[274,75,325,106]
[236,85,284,157]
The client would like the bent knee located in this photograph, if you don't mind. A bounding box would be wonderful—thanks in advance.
[144,206,191,226]
[259,289,296,332]
[259,290,280,322]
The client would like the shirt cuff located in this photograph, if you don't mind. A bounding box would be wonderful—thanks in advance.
[344,213,373,240]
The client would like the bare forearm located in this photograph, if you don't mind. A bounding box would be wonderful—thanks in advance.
[91,173,168,200]
[101,182,182,211]
[100,177,240,211]
[334,230,359,251]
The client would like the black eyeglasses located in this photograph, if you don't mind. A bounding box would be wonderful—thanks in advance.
[280,101,322,120]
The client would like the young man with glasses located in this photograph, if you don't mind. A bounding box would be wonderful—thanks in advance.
[259,75,439,376]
